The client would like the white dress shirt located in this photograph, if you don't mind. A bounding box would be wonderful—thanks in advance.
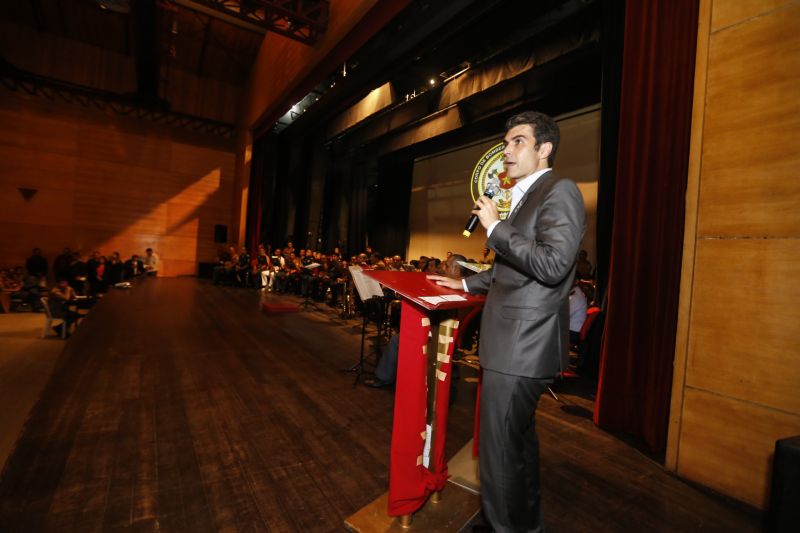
[461,168,552,292]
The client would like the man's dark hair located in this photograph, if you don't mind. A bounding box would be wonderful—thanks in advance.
[505,111,560,167]
[450,254,471,278]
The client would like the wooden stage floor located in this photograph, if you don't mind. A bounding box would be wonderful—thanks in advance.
[0,278,761,532]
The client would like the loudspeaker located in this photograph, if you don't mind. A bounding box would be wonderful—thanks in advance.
[769,435,800,532]
[214,224,228,243]
[197,262,215,280]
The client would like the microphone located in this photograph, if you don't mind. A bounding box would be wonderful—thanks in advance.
[463,182,500,237]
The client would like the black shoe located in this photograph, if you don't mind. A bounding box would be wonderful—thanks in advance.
[471,525,493,533]
[364,378,392,388]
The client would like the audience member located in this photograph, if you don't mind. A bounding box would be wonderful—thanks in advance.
[235,246,250,286]
[25,248,48,287]
[106,252,125,284]
[53,247,72,281]
[124,254,144,280]
[143,248,159,276]
[576,249,593,280]
[569,281,588,346]
[68,252,88,295]
[48,279,80,337]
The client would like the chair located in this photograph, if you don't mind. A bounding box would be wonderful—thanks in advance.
[547,306,603,401]
[571,305,601,353]
[574,306,603,377]
[40,297,66,339]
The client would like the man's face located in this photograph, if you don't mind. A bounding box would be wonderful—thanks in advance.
[503,124,548,181]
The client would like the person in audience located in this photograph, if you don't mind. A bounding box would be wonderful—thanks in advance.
[569,280,588,346]
[255,244,271,290]
[212,246,231,285]
[369,252,386,269]
[234,246,250,286]
[124,254,144,280]
[213,246,238,285]
[68,252,88,295]
[25,248,48,287]
[86,251,101,295]
[444,253,470,279]
[48,278,80,337]
[106,252,125,284]
[53,247,72,282]
[1,269,21,292]
[94,256,108,294]
[328,258,348,307]
[143,248,159,276]
[576,249,593,280]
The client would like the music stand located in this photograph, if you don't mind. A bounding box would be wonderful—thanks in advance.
[344,266,386,386]
[298,262,321,311]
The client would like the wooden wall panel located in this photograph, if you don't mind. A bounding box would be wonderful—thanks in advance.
[687,239,800,413]
[679,388,800,509]
[0,90,236,277]
[711,0,791,31]
[669,0,800,510]
[698,3,800,237]
[0,20,137,95]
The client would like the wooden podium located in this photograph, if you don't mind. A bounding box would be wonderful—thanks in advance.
[357,271,484,528]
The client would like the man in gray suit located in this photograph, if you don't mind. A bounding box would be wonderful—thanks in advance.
[429,111,585,532]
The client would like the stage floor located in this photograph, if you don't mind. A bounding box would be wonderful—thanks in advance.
[0,278,761,531]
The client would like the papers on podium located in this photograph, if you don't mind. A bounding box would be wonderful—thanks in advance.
[457,260,491,273]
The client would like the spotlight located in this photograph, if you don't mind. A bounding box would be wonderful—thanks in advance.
[429,78,435,86]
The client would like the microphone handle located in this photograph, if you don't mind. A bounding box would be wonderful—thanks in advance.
[463,190,496,237]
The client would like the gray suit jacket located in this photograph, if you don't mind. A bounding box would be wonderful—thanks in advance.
[464,171,586,378]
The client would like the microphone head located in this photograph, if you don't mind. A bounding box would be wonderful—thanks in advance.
[484,182,500,199]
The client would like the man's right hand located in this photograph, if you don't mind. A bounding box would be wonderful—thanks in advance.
[427,275,464,290]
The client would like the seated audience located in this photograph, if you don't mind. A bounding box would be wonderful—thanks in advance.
[212,246,237,285]
[235,246,250,286]
[123,254,144,280]
[48,279,80,337]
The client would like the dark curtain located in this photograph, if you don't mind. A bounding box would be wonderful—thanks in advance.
[371,154,414,257]
[594,0,626,301]
[593,0,699,453]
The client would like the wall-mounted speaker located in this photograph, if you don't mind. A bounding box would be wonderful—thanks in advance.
[769,436,800,532]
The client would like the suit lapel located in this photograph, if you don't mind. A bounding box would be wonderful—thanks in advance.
[506,171,553,225]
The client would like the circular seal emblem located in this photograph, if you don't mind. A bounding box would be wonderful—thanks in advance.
[470,142,514,220]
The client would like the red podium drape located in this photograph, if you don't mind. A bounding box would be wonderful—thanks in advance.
[388,301,457,515]
[361,271,482,517]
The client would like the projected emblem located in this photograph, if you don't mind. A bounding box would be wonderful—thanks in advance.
[470,142,513,220]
